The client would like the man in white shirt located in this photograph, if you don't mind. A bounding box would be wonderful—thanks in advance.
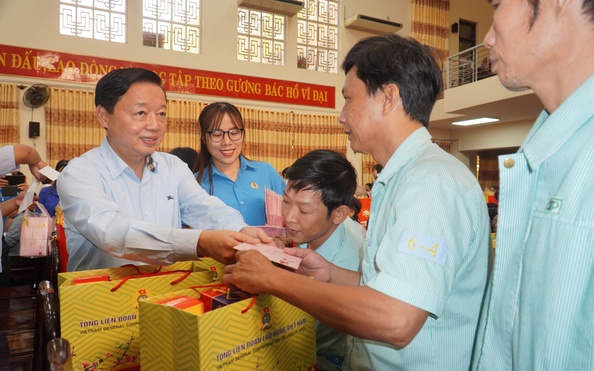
[58,68,272,271]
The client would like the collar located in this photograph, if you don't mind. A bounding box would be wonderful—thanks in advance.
[375,126,433,186]
[99,137,156,180]
[146,154,157,173]
[210,156,256,176]
[521,74,594,170]
[311,221,346,260]
[100,137,129,180]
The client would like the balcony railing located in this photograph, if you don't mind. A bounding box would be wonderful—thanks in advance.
[445,43,495,89]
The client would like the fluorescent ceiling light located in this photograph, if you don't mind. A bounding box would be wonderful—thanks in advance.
[452,117,500,126]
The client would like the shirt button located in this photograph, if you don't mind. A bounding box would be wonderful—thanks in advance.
[240,201,244,205]
[503,158,515,168]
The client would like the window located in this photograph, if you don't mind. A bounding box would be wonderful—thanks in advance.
[297,0,339,73]
[237,8,286,66]
[59,0,127,43]
[142,0,201,54]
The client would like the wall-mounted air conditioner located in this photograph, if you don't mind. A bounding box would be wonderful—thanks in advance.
[237,0,304,16]
[345,14,403,34]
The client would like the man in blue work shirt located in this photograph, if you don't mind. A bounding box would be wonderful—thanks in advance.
[282,150,365,370]
[223,34,491,370]
[471,0,594,369]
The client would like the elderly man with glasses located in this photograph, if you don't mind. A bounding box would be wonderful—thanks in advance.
[58,69,274,271]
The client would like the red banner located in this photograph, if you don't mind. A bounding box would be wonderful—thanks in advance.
[0,44,335,109]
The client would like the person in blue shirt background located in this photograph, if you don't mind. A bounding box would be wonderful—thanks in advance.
[36,159,69,217]
[196,102,285,226]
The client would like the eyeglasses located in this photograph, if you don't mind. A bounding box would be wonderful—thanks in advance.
[206,128,244,143]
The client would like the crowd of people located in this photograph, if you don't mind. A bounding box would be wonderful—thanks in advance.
[2,1,593,368]
[0,144,48,286]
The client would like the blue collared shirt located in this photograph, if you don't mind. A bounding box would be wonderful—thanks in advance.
[37,185,60,217]
[472,74,594,371]
[58,137,248,271]
[348,127,490,370]
[198,156,286,226]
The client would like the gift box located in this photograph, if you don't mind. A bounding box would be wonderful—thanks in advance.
[199,285,229,312]
[139,287,317,370]
[158,295,205,315]
[200,286,253,311]
[58,261,214,370]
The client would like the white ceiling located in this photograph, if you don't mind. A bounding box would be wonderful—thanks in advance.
[429,76,544,131]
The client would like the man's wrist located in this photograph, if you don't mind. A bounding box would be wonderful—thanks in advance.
[33,159,47,170]
[196,232,207,257]
[196,243,204,257]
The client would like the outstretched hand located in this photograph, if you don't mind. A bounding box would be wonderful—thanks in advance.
[283,247,332,282]
[197,230,262,265]
[223,249,279,294]
[29,160,48,182]
[240,226,276,246]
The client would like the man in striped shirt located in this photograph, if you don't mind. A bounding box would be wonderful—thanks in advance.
[224,34,491,370]
[471,0,594,369]
[473,0,594,370]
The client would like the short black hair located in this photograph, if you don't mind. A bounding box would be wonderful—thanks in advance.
[55,159,69,172]
[169,147,199,173]
[285,150,357,217]
[348,197,362,222]
[341,34,442,127]
[95,68,165,113]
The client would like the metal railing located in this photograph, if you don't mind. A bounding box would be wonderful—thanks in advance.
[445,43,495,89]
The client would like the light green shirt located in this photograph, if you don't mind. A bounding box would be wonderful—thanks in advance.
[348,127,490,370]
[314,217,364,369]
[472,74,594,370]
